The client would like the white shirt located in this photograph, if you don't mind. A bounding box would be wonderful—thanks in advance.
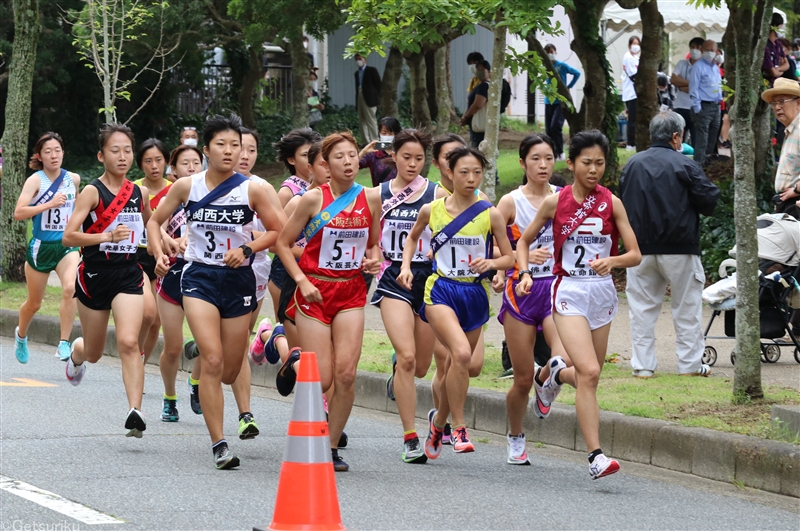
[622,52,640,102]
[672,59,694,110]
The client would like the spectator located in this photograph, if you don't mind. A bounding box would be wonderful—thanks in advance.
[543,44,580,159]
[466,51,485,94]
[303,35,314,67]
[763,78,800,220]
[689,39,722,167]
[780,38,798,81]
[179,126,199,147]
[620,111,720,378]
[308,69,324,128]
[763,13,789,87]
[792,38,800,62]
[358,116,401,186]
[657,73,674,111]
[671,37,705,145]
[354,53,382,144]
[622,36,641,151]
[460,60,490,148]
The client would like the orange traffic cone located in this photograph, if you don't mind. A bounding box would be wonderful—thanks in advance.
[258,351,345,531]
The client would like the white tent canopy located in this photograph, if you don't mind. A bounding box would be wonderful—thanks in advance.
[602,0,787,34]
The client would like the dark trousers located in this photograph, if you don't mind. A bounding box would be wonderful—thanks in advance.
[545,102,566,157]
[469,127,485,149]
[675,107,695,146]
[625,99,637,147]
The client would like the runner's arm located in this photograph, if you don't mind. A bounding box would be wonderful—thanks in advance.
[589,196,641,276]
[223,181,284,268]
[280,194,305,259]
[470,207,514,274]
[147,177,190,273]
[515,194,557,295]
[14,175,58,220]
[397,204,431,289]
[62,184,123,248]
[139,185,152,226]
[276,189,323,302]
[362,186,383,275]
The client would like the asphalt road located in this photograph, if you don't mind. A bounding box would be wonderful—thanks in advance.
[2,337,799,531]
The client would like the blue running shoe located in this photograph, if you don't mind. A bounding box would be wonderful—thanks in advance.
[14,327,29,364]
[56,340,71,362]
[264,324,284,365]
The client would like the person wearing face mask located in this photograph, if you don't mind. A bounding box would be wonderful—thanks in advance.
[622,36,641,151]
[359,116,401,186]
[671,37,705,145]
[543,44,581,160]
[763,13,789,87]
[171,126,207,177]
[354,53,382,145]
[466,51,485,93]
[689,40,722,167]
[460,60,491,148]
[620,111,719,379]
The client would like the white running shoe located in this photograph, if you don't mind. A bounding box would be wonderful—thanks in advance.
[125,408,146,438]
[65,343,86,386]
[541,356,567,406]
[506,433,530,465]
[532,370,551,419]
[589,453,620,480]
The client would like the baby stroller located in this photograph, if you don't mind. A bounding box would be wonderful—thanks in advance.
[701,213,800,366]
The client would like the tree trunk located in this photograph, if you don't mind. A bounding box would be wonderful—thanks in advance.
[425,50,438,121]
[379,46,403,119]
[526,33,581,135]
[406,52,432,131]
[728,0,769,400]
[633,0,663,152]
[752,99,773,182]
[433,46,452,135]
[481,14,506,203]
[445,41,460,124]
[568,0,621,182]
[238,45,263,128]
[2,0,40,282]
[794,0,800,42]
[288,32,311,129]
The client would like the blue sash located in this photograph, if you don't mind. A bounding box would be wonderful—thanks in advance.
[185,172,248,219]
[303,184,364,241]
[31,170,67,207]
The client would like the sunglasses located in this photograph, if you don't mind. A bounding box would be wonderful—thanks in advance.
[183,126,197,131]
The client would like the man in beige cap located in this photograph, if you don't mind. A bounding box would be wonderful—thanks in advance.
[764,78,800,219]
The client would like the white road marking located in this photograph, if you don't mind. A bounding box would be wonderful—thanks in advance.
[0,475,124,525]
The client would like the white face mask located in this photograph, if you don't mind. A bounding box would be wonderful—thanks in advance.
[714,53,724,65]
[547,53,556,62]
[356,59,365,68]
[303,41,308,50]
[703,51,716,63]
[379,135,394,143]
[469,64,477,75]
[690,49,702,61]
[183,138,198,147]
[631,44,641,54]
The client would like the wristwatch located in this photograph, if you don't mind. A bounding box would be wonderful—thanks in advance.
[239,244,253,258]
[519,269,533,279]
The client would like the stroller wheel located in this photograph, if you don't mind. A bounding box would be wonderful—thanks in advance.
[702,346,717,366]
[730,350,736,365]
[760,345,768,363]
[794,347,800,364]
[763,343,781,363]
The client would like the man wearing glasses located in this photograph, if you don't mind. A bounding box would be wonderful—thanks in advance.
[764,78,800,219]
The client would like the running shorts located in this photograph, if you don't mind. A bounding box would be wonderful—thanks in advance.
[157,258,186,306]
[421,274,490,332]
[277,275,297,324]
[253,255,272,302]
[136,247,158,281]
[181,262,257,319]
[75,262,144,311]
[268,256,288,290]
[287,274,367,326]
[498,277,554,328]
[370,262,431,315]
[26,239,77,273]
[552,276,618,331]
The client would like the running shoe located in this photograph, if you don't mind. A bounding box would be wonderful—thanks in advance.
[183,339,199,360]
[402,437,428,464]
[532,369,550,419]
[56,340,71,361]
[589,453,620,480]
[424,409,443,460]
[507,433,530,465]
[14,327,29,364]
[65,349,86,386]
[452,426,475,453]
[238,412,260,440]
[161,398,179,422]
[386,352,397,401]
[541,356,567,407]
[332,448,349,472]
[214,444,240,470]
[276,347,301,397]
[187,377,202,415]
[338,431,348,449]
[442,422,452,445]
[498,368,514,379]
[680,364,712,377]
[263,324,284,365]
[125,408,146,438]
[249,318,273,365]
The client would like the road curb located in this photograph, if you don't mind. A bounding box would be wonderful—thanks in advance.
[2,309,797,498]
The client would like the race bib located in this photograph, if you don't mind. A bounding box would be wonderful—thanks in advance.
[99,212,143,254]
[40,201,74,232]
[435,235,486,278]
[318,227,368,271]
[528,233,555,278]
[381,220,431,262]
[192,222,245,264]
[561,218,612,278]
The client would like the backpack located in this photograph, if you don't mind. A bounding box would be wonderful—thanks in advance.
[500,79,512,113]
